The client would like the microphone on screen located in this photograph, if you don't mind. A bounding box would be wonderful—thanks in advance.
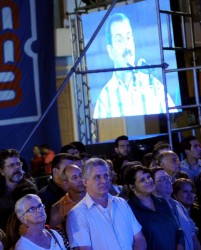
[137,58,157,77]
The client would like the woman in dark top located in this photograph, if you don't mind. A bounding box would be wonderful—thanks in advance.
[172,178,201,244]
[125,165,184,250]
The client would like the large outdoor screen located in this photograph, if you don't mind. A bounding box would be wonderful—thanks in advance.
[82,0,181,119]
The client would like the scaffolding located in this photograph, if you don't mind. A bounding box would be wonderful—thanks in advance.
[69,0,201,148]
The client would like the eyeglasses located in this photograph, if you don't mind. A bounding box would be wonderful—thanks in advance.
[5,161,23,168]
[155,175,172,183]
[21,203,45,217]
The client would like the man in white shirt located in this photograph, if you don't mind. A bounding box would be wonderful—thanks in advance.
[66,158,146,250]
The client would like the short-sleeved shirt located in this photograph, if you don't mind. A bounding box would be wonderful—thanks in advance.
[66,193,142,250]
[50,193,76,229]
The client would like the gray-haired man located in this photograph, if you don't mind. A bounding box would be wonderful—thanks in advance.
[66,157,146,250]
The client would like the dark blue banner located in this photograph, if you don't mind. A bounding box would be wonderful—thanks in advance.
[0,0,61,164]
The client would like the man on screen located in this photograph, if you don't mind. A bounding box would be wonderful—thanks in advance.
[93,13,177,119]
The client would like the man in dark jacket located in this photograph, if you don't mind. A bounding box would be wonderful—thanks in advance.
[38,153,82,223]
[0,149,37,231]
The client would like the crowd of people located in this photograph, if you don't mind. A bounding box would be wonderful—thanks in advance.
[0,135,201,249]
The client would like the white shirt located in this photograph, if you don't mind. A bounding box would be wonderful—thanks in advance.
[14,229,65,250]
[66,193,142,250]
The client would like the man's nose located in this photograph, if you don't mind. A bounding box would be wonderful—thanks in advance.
[78,177,83,183]
[100,176,108,183]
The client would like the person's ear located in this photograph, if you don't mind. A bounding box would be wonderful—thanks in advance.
[83,178,88,187]
[63,180,69,189]
[159,161,164,168]
[106,44,114,61]
[114,147,118,154]
[0,168,4,176]
[172,193,177,200]
[184,149,190,156]
[52,168,58,176]
[129,184,135,192]
[20,216,27,226]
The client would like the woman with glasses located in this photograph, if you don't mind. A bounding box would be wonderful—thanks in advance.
[151,167,201,250]
[125,164,185,250]
[14,194,65,250]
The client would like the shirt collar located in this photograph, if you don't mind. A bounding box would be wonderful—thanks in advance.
[112,73,135,91]
[61,193,77,205]
[84,193,115,209]
[185,159,201,169]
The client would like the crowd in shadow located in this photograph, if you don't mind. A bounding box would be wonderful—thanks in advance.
[0,135,201,249]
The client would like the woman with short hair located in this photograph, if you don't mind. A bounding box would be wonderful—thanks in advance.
[14,194,65,250]
[125,165,185,250]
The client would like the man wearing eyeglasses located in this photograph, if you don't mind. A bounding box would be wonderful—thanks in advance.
[0,149,37,231]
[66,157,146,250]
[39,153,84,224]
[151,167,201,250]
